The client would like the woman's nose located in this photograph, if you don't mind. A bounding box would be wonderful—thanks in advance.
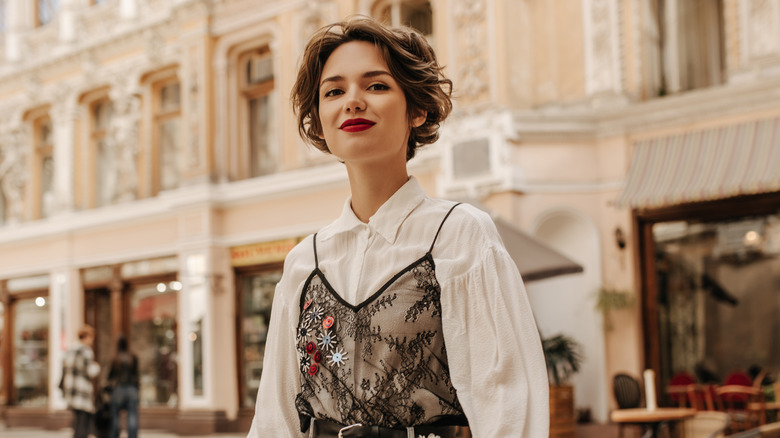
[344,89,365,113]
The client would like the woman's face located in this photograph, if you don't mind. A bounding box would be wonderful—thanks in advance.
[318,40,425,166]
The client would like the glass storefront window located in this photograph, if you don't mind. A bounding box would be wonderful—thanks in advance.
[654,212,780,389]
[13,296,49,406]
[240,268,282,406]
[130,281,178,407]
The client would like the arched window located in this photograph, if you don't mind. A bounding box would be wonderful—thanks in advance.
[34,116,54,219]
[373,0,433,37]
[91,98,114,207]
[240,46,276,178]
[154,79,182,193]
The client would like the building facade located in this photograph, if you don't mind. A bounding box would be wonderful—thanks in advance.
[0,0,778,433]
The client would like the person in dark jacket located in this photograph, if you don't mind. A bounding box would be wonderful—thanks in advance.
[107,336,139,438]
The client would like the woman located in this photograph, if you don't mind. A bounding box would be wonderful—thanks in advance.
[248,18,548,438]
[107,336,139,438]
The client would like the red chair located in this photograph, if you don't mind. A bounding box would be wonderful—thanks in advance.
[667,372,697,408]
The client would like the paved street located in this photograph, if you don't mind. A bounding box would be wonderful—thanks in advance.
[0,426,245,438]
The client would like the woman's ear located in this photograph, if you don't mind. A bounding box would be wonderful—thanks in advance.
[411,111,427,128]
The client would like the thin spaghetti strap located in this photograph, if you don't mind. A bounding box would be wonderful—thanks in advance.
[313,233,319,269]
[429,203,461,253]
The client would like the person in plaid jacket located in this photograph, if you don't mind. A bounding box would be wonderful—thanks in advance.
[61,325,101,438]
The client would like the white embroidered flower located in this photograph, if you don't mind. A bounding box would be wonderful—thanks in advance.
[417,434,441,438]
[327,347,348,367]
[318,329,337,351]
[307,305,324,322]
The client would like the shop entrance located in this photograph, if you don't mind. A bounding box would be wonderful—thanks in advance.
[235,265,283,408]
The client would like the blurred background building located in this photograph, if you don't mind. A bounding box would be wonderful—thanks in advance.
[0,0,778,434]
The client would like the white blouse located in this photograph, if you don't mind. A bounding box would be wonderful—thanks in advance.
[247,177,549,438]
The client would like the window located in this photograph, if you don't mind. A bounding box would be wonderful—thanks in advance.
[237,267,282,407]
[644,0,725,96]
[33,116,54,219]
[240,48,276,178]
[154,81,181,193]
[130,280,178,407]
[37,0,60,26]
[91,99,114,207]
[639,194,780,403]
[373,0,433,37]
[13,296,49,406]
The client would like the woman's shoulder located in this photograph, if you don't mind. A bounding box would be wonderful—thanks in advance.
[425,198,501,243]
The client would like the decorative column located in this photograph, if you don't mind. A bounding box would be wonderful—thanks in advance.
[59,0,79,43]
[178,0,214,185]
[50,91,79,215]
[451,0,492,106]
[0,125,28,225]
[582,0,624,96]
[107,83,142,204]
[4,0,24,62]
[738,0,780,68]
[120,0,139,20]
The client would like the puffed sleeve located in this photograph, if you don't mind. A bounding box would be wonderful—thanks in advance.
[440,226,549,437]
[247,254,308,438]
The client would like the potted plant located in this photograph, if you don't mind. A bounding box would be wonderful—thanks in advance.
[595,287,635,331]
[543,334,583,438]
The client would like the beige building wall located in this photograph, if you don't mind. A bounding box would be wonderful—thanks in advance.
[1,0,780,432]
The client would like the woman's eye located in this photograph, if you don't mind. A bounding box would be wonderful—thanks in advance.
[323,89,344,97]
[368,83,389,91]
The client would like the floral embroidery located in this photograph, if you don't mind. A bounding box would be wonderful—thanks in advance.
[307,305,324,323]
[306,341,316,355]
[327,347,348,367]
[296,318,312,343]
[295,254,466,429]
[317,330,337,351]
[313,351,324,363]
[299,354,311,374]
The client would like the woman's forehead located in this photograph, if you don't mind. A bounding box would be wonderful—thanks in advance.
[320,41,390,81]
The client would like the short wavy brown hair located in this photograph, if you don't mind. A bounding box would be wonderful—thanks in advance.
[291,17,453,161]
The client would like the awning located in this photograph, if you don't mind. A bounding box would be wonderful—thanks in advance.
[460,199,584,282]
[617,117,780,209]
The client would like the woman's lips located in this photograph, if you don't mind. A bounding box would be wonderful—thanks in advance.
[340,118,375,132]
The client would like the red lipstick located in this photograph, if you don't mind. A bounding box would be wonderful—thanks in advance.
[340,118,375,132]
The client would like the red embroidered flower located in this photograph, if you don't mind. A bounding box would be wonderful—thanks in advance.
[313,351,323,363]
[306,341,316,354]
[308,363,319,375]
[322,316,335,329]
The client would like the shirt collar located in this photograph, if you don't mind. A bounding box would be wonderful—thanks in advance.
[318,176,426,244]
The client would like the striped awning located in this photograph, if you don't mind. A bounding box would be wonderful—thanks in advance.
[617,117,780,209]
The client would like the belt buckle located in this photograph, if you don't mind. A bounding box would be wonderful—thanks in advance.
[337,423,363,438]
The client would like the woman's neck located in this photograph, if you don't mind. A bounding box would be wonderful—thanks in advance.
[345,162,409,223]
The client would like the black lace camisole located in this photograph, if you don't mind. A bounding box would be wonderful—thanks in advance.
[294,203,468,432]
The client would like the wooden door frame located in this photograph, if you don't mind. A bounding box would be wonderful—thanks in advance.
[635,192,780,389]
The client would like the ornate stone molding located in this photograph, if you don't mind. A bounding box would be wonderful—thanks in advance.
[452,0,490,105]
[739,0,780,62]
[583,0,623,96]
[0,125,29,225]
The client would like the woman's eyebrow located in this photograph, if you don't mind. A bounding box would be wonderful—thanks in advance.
[320,70,392,87]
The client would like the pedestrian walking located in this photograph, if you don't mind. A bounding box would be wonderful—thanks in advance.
[61,325,101,438]
[247,17,549,438]
[107,336,140,438]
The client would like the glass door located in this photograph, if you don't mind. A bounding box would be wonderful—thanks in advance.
[237,266,282,407]
[129,279,178,407]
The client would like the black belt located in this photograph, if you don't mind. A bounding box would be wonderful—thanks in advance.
[311,418,466,438]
